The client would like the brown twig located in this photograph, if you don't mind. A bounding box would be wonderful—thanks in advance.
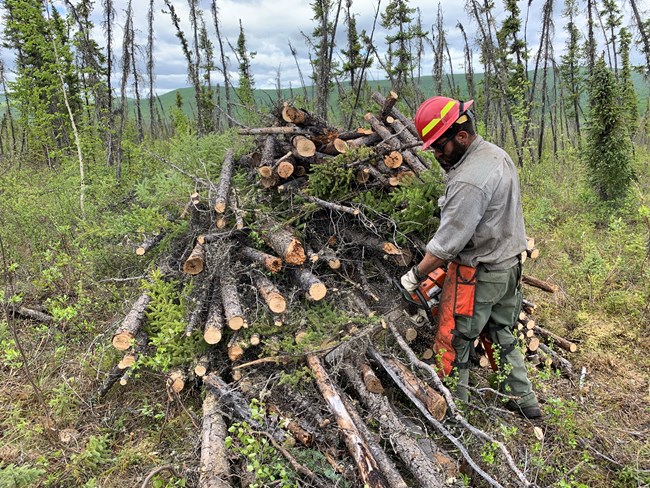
[140,464,180,488]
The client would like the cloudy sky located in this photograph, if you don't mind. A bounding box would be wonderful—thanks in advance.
[1,0,646,94]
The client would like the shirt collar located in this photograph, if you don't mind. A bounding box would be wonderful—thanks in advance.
[448,135,483,173]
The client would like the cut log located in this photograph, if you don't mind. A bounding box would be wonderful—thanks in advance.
[277,177,307,193]
[371,92,419,138]
[379,90,399,120]
[258,135,276,179]
[238,126,309,136]
[213,149,235,213]
[355,167,371,184]
[347,132,382,149]
[199,389,231,488]
[522,274,558,293]
[405,327,418,342]
[422,348,434,360]
[526,248,540,259]
[320,138,349,155]
[15,306,54,323]
[538,343,574,376]
[533,326,577,352]
[267,404,314,447]
[186,272,215,337]
[229,193,245,230]
[221,271,246,330]
[388,170,416,186]
[386,357,447,421]
[260,221,306,265]
[136,232,166,256]
[383,150,403,169]
[299,193,360,216]
[318,246,341,270]
[360,362,384,394]
[306,354,389,488]
[204,287,224,344]
[260,174,279,189]
[291,135,316,158]
[97,366,123,399]
[227,331,244,362]
[167,369,186,394]
[195,354,211,377]
[254,274,287,313]
[343,364,450,488]
[342,228,412,267]
[241,246,282,273]
[183,242,205,275]
[250,333,261,346]
[527,336,540,352]
[290,267,327,301]
[276,159,295,179]
[112,293,151,351]
[281,102,323,126]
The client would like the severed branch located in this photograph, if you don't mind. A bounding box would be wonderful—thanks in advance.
[383,322,536,488]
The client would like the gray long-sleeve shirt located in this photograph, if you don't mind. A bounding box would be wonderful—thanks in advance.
[425,135,527,271]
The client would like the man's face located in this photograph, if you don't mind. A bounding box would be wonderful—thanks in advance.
[431,135,467,171]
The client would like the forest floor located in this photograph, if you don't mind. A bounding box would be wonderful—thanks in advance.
[0,132,649,488]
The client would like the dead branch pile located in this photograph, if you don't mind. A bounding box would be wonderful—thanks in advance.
[99,92,578,487]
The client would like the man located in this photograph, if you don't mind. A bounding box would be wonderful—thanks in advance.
[400,96,541,419]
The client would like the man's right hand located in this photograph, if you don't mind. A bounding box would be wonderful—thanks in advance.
[400,267,421,293]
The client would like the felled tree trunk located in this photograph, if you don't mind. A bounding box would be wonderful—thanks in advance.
[534,325,577,352]
[183,242,205,275]
[386,358,447,420]
[112,293,151,351]
[371,92,419,138]
[341,228,412,267]
[342,364,452,487]
[260,221,306,265]
[214,148,235,213]
[290,267,327,301]
[254,274,287,313]
[221,271,246,330]
[199,389,231,488]
[136,232,166,256]
[258,135,276,178]
[241,246,282,273]
[186,272,215,337]
[204,287,224,344]
[306,354,389,488]
[522,274,558,293]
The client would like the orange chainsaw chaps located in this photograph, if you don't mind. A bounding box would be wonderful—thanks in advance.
[433,262,478,376]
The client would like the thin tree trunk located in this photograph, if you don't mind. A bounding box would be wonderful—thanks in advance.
[147,0,156,139]
[129,13,144,143]
[211,0,232,127]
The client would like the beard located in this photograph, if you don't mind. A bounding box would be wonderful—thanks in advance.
[436,140,467,172]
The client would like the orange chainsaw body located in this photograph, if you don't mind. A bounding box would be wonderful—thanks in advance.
[410,268,446,319]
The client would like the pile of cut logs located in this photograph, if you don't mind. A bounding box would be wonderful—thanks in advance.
[94,91,579,488]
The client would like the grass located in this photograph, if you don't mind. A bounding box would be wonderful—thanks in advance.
[0,128,649,486]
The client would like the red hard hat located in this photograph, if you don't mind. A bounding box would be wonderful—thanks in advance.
[414,97,474,149]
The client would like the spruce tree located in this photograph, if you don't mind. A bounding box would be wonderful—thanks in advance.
[234,20,255,109]
[585,56,634,202]
[559,0,584,143]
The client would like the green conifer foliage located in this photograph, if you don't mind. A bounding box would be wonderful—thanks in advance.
[235,19,255,110]
[585,56,635,202]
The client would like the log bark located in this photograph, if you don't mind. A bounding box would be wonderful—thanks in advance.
[112,293,151,351]
[343,364,449,487]
[534,326,577,352]
[371,92,419,138]
[183,242,205,275]
[365,113,427,174]
[227,330,244,362]
[267,404,314,447]
[260,221,306,266]
[290,267,327,301]
[318,246,341,270]
[204,287,224,344]
[97,366,123,398]
[281,102,323,127]
[199,389,231,488]
[221,271,246,330]
[306,354,389,488]
[522,274,558,293]
[238,126,309,135]
[320,138,349,155]
[195,354,211,377]
[360,362,384,394]
[538,343,574,376]
[254,274,287,313]
[241,246,282,273]
[213,149,235,213]
[347,132,382,149]
[136,232,166,256]
[378,90,399,120]
[386,358,447,420]
[342,228,412,267]
[186,272,214,337]
[256,135,275,178]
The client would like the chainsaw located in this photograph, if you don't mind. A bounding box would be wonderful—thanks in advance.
[396,267,447,327]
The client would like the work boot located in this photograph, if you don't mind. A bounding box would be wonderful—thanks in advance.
[506,401,542,419]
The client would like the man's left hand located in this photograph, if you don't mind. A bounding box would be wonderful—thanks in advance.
[400,267,421,293]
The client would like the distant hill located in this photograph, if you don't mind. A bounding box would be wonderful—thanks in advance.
[136,70,649,123]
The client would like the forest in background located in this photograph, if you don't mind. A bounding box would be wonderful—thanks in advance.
[1,0,649,487]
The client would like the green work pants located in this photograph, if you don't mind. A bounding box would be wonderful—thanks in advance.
[452,263,538,408]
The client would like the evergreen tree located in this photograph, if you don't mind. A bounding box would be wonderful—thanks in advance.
[234,19,255,109]
[619,28,638,136]
[559,0,584,142]
[310,0,342,121]
[585,56,634,202]
[380,0,426,93]
[2,0,80,161]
